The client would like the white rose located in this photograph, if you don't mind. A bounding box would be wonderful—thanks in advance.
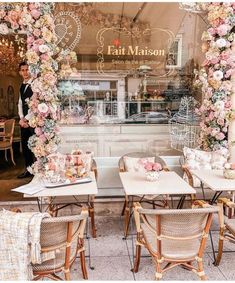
[224,163,231,169]
[216,38,227,48]
[38,44,50,53]
[213,70,223,81]
[0,23,9,35]
[38,103,49,113]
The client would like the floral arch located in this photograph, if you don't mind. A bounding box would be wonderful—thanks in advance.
[0,2,60,174]
[0,2,234,175]
[195,3,235,156]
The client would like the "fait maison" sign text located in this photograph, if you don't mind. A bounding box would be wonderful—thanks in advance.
[107,45,165,56]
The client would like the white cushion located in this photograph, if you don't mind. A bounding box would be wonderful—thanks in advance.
[123,156,155,173]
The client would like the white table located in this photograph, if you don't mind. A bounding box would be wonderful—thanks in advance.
[120,171,196,196]
[191,170,235,204]
[119,171,196,237]
[22,172,98,238]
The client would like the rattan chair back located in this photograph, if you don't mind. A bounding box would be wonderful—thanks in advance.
[133,203,219,280]
[4,119,15,144]
[33,210,88,280]
[118,152,168,172]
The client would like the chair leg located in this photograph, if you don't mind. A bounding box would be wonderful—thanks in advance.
[10,147,16,165]
[155,261,163,280]
[89,203,96,238]
[133,244,141,273]
[64,270,70,281]
[5,149,8,162]
[121,200,127,216]
[214,230,224,266]
[80,250,88,279]
[124,206,131,238]
[197,261,207,280]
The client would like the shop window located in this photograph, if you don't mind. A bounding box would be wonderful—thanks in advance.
[166,35,182,69]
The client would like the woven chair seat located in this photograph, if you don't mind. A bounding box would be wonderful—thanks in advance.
[225,219,235,234]
[0,141,11,149]
[142,223,200,260]
[32,241,77,272]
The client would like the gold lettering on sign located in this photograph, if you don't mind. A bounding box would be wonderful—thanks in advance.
[107,45,165,57]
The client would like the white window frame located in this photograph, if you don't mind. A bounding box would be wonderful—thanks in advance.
[166,34,182,69]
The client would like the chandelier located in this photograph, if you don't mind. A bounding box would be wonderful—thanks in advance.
[0,35,26,75]
[179,2,207,14]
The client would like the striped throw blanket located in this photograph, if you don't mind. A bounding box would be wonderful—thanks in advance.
[0,210,50,280]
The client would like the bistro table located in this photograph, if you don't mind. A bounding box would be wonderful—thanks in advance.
[191,170,235,205]
[119,171,196,237]
[20,172,98,238]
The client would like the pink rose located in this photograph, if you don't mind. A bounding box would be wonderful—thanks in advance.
[217,24,230,36]
[225,69,233,78]
[34,39,44,45]
[209,112,214,120]
[27,36,35,46]
[216,132,225,141]
[28,3,36,10]
[35,127,43,136]
[231,163,235,170]
[31,9,41,19]
[0,10,6,19]
[217,118,225,126]
[153,163,162,171]
[145,164,153,171]
[208,27,216,35]
[40,53,49,61]
[39,134,47,142]
[33,28,41,37]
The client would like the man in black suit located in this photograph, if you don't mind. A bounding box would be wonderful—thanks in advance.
[17,62,34,178]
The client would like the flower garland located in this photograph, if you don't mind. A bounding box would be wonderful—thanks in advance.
[195,2,235,151]
[0,3,60,174]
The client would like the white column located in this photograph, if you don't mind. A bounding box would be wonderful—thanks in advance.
[228,38,235,162]
[117,78,126,120]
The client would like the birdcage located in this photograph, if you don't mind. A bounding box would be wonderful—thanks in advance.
[169,96,200,152]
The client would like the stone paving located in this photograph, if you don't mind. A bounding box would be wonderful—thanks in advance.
[67,215,235,281]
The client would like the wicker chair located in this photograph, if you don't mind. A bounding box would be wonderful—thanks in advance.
[32,209,88,281]
[0,119,16,165]
[132,202,219,280]
[119,152,169,238]
[47,159,98,238]
[215,198,235,266]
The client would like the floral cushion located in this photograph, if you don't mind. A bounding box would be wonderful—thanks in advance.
[123,156,155,173]
[183,147,228,187]
[183,147,212,170]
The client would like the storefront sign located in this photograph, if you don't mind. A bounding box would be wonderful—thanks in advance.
[96,27,175,78]
[107,45,165,57]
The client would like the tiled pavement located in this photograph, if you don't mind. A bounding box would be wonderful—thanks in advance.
[67,215,235,281]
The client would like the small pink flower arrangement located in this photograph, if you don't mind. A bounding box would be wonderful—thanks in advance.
[144,162,162,172]
[224,163,235,170]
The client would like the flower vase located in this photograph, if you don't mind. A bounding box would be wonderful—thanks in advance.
[146,171,160,182]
